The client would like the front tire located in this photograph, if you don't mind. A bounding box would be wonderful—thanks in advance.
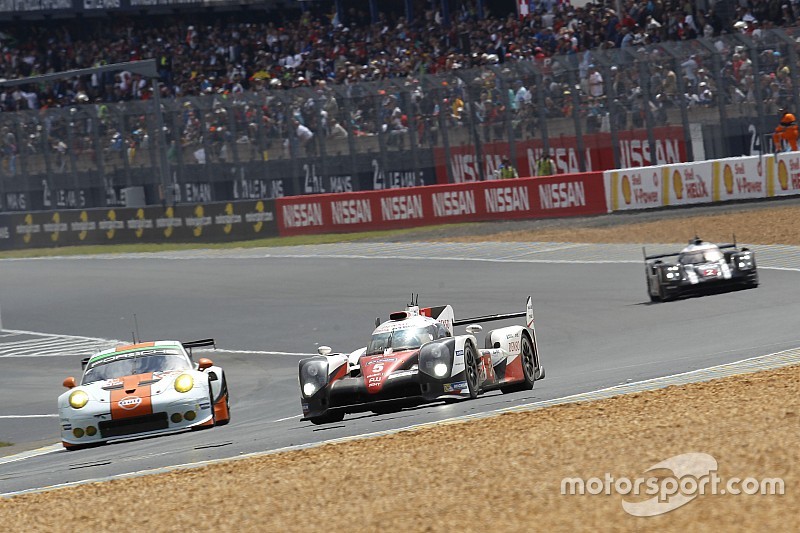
[463,343,479,399]
[309,409,345,425]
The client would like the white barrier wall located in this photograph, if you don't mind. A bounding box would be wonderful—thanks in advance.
[773,152,800,197]
[604,153,783,212]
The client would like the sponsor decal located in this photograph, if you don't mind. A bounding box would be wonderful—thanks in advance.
[99,210,124,239]
[282,202,323,228]
[157,207,182,238]
[538,181,586,210]
[432,190,475,217]
[17,214,40,244]
[365,357,397,365]
[779,159,790,191]
[216,203,241,234]
[443,380,468,393]
[380,195,424,221]
[43,212,68,242]
[186,205,212,237]
[118,396,142,410]
[331,198,372,225]
[673,170,683,200]
[485,186,530,213]
[245,201,273,233]
[71,211,96,241]
[455,350,464,356]
[128,208,153,238]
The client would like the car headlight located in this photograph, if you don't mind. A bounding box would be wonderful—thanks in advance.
[174,374,194,393]
[300,359,329,398]
[433,363,449,377]
[69,390,89,409]
[420,340,454,379]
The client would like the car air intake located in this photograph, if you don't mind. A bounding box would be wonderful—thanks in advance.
[99,412,169,438]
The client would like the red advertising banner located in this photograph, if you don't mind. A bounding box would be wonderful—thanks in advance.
[434,127,687,184]
[277,173,607,237]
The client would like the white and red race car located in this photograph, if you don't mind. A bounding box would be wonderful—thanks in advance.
[58,339,230,450]
[299,297,545,424]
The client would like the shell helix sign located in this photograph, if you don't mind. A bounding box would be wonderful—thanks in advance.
[0,200,277,251]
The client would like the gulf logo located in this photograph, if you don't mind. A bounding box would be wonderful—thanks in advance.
[118,396,142,410]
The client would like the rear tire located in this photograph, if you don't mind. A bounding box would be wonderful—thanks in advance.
[501,335,535,394]
[309,409,345,425]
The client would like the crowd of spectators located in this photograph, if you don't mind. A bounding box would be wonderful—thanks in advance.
[0,0,799,175]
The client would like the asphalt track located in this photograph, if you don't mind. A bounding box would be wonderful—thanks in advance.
[1,242,799,495]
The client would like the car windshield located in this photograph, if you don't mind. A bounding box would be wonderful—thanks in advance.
[81,350,190,385]
[679,249,723,264]
[366,326,436,356]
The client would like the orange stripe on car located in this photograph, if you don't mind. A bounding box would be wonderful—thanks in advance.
[115,341,155,352]
[110,373,154,420]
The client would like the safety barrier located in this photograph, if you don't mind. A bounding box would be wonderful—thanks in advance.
[0,200,277,251]
[604,152,800,213]
[276,173,607,237]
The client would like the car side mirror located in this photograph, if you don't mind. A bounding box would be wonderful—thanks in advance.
[318,346,332,356]
[63,377,76,389]
[465,324,483,334]
[198,358,213,370]
[375,317,381,327]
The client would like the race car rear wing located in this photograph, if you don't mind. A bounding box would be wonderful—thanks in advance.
[454,296,535,329]
[643,235,738,261]
[182,338,216,357]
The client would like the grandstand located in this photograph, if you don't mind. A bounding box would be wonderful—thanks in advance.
[0,0,796,211]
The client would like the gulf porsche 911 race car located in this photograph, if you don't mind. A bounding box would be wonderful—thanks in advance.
[58,339,230,450]
[644,237,758,302]
[299,296,545,424]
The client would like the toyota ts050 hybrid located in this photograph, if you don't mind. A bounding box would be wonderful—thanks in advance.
[644,237,758,302]
[298,296,545,424]
[58,339,230,450]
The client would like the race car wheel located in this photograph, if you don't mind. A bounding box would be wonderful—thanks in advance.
[501,334,536,394]
[464,342,479,399]
[309,409,346,425]
[213,377,231,426]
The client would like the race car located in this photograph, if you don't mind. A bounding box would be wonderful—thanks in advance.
[58,339,230,450]
[644,237,758,302]
[298,296,545,424]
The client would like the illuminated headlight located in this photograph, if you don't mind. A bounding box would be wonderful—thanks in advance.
[68,390,89,409]
[420,341,454,379]
[174,374,194,393]
[300,359,329,398]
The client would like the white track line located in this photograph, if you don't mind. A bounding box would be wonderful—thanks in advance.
[0,414,58,419]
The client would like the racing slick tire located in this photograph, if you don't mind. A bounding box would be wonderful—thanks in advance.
[213,376,231,426]
[464,342,480,400]
[309,409,346,425]
[501,334,536,394]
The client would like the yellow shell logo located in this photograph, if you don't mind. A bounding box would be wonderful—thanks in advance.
[253,201,264,232]
[106,210,117,240]
[23,213,33,244]
[673,170,683,200]
[50,212,61,242]
[135,208,146,238]
[723,165,734,195]
[78,211,89,241]
[621,175,632,205]
[223,203,234,234]
[193,205,204,237]
[778,160,789,191]
[164,206,174,238]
